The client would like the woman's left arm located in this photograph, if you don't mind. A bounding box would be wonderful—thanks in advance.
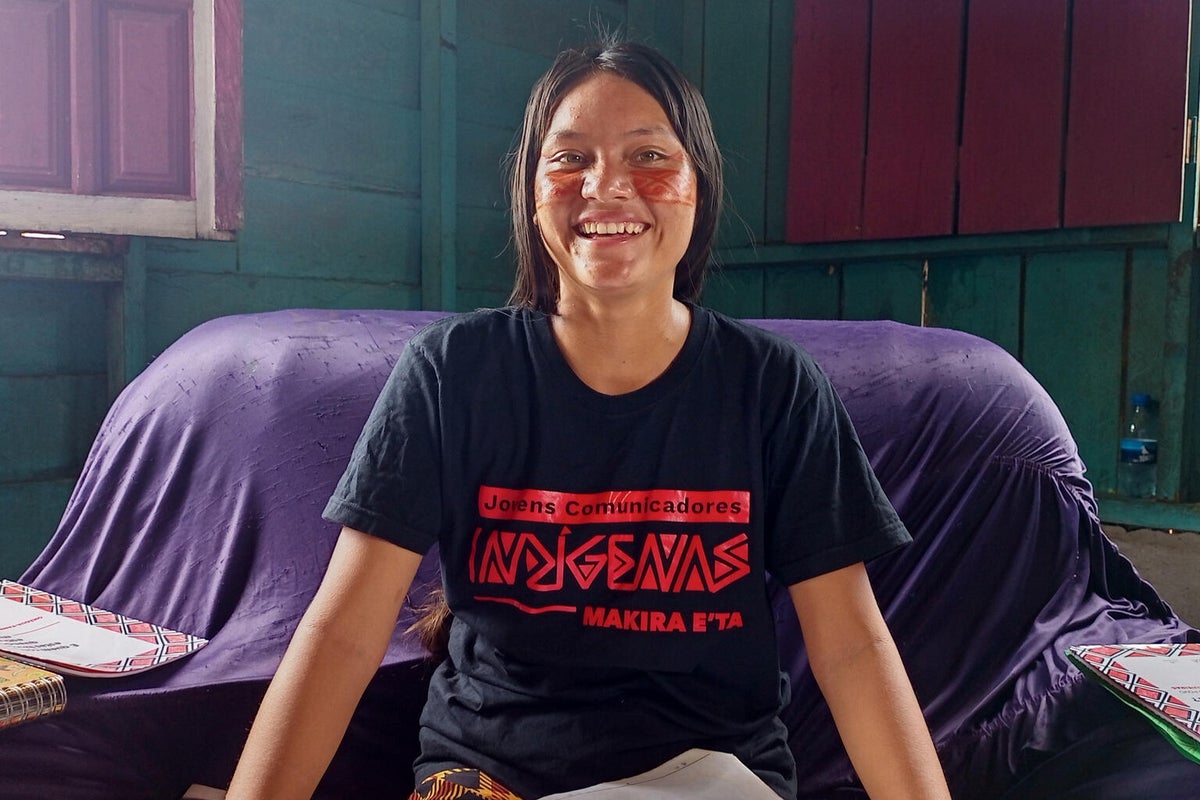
[789,562,952,800]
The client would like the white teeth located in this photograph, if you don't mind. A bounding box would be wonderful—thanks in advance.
[578,221,646,236]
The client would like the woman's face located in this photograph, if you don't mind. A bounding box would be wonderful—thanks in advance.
[533,72,698,305]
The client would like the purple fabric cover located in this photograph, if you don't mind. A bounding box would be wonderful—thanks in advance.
[2,309,1196,799]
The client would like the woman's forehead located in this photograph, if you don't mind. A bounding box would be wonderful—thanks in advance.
[543,73,678,141]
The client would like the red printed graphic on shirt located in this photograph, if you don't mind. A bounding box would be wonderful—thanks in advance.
[470,486,752,634]
[478,486,749,525]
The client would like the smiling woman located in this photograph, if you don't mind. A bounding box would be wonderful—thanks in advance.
[227,38,951,800]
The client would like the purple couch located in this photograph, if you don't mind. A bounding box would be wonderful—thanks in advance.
[2,309,1196,799]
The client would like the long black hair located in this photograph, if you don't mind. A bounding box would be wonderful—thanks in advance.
[507,39,724,312]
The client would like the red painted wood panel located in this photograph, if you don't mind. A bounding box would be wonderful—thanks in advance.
[861,0,964,241]
[0,0,71,190]
[785,0,870,243]
[958,0,1068,235]
[99,0,192,197]
[1064,0,1191,228]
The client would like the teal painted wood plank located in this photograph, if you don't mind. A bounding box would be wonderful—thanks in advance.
[763,0,796,244]
[456,206,515,292]
[718,224,1172,266]
[672,0,705,85]
[1125,247,1168,402]
[143,271,424,359]
[457,121,517,212]
[626,0,703,81]
[0,280,107,373]
[842,260,923,323]
[237,176,423,283]
[243,2,420,106]
[142,237,238,275]
[358,0,419,16]
[1167,7,1199,503]
[0,249,122,282]
[458,0,625,58]
[421,0,458,311]
[763,264,841,319]
[1023,250,1125,494]
[1161,222,1195,502]
[456,38,552,130]
[0,374,108,483]
[244,81,421,195]
[704,0,772,248]
[110,239,147,396]
[0,477,77,579]
[702,267,765,318]
[925,253,1022,356]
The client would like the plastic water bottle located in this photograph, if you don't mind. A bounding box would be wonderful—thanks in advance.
[1117,393,1157,498]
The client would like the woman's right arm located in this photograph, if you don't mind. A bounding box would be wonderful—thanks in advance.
[226,525,426,799]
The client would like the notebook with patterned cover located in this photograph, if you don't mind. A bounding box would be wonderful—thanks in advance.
[1067,642,1200,764]
[0,580,207,677]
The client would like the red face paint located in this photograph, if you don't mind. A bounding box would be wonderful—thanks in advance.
[630,161,697,206]
[534,169,582,209]
[534,159,697,208]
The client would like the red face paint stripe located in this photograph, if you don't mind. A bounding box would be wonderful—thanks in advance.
[630,168,696,205]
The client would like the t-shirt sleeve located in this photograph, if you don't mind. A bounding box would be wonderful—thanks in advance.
[322,339,442,554]
[764,349,910,585]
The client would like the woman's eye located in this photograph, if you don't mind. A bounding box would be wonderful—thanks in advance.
[550,152,585,165]
[636,150,666,163]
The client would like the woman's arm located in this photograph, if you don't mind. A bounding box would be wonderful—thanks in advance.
[789,562,951,800]
[226,526,425,799]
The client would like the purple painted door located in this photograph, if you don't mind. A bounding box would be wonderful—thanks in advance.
[0,0,193,199]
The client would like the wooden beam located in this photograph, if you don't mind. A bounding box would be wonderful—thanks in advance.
[420,0,458,311]
[0,246,122,282]
[107,237,146,399]
[717,224,1172,266]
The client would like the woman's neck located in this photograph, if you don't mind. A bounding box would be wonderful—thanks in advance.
[550,294,692,396]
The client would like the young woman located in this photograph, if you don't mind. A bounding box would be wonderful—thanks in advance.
[227,40,950,800]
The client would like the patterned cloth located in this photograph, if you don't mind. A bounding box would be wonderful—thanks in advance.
[409,768,525,800]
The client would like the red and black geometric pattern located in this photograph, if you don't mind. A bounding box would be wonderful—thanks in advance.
[0,580,207,675]
[1070,643,1200,736]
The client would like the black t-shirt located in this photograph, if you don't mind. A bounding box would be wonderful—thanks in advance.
[324,306,909,799]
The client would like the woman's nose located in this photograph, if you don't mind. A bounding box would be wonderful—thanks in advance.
[582,158,633,200]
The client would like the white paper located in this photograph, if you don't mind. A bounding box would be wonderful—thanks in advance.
[540,749,779,799]
[1123,653,1200,706]
[0,596,153,668]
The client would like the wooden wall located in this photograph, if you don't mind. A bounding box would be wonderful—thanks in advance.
[0,0,1196,579]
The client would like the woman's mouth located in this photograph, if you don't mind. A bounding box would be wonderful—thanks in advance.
[575,221,647,238]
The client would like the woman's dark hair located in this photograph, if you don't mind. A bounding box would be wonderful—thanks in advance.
[507,39,724,312]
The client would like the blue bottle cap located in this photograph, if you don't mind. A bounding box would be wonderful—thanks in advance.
[1131,392,1152,406]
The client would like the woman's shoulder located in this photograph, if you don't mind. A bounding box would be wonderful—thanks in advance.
[698,306,821,369]
[408,306,543,357]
